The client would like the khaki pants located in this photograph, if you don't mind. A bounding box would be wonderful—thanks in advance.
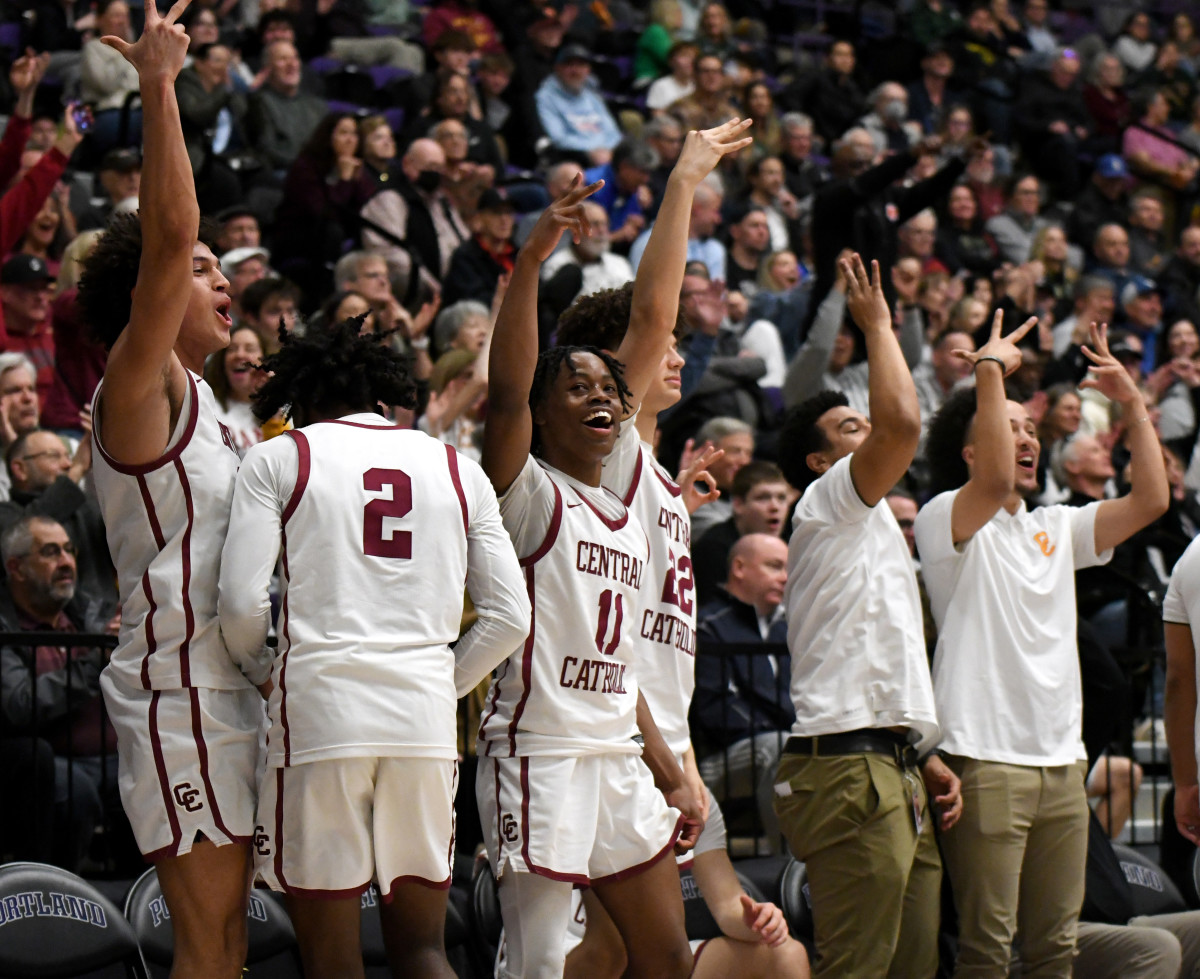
[1073,913,1200,979]
[941,756,1089,979]
[773,750,942,979]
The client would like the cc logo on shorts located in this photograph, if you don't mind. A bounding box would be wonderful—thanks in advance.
[172,782,204,813]
[253,824,271,856]
[501,813,518,843]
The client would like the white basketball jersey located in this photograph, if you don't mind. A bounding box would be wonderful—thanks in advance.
[263,418,491,766]
[478,457,649,757]
[602,420,695,757]
[92,371,247,691]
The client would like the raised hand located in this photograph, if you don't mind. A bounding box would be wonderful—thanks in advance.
[739,895,790,947]
[9,49,50,98]
[841,254,890,334]
[102,0,193,81]
[677,443,725,515]
[523,175,604,262]
[952,308,1037,376]
[1080,322,1142,406]
[672,117,754,186]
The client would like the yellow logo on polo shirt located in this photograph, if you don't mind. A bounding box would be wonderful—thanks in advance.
[1034,532,1056,557]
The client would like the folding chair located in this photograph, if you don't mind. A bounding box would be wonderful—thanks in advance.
[0,860,147,978]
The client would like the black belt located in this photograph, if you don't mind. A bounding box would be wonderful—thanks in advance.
[784,729,918,766]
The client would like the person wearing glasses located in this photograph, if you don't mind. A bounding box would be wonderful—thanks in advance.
[0,429,113,607]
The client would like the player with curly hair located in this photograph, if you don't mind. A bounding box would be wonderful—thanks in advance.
[74,2,257,975]
[218,319,529,978]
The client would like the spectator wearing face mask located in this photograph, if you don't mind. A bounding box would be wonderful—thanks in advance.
[858,81,923,156]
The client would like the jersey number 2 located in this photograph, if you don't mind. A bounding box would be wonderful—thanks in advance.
[660,550,695,615]
[362,468,412,559]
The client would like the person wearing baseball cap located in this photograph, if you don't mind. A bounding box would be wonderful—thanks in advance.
[442,187,517,306]
[535,38,622,166]
[1068,153,1131,247]
[0,255,57,403]
[220,246,271,324]
[1117,274,1163,374]
[76,148,142,232]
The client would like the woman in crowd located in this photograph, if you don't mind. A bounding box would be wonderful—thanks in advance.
[358,114,400,189]
[80,0,141,150]
[1113,10,1159,74]
[1151,318,1200,450]
[937,183,1000,276]
[10,186,73,276]
[1031,224,1078,324]
[203,323,266,453]
[271,112,375,289]
[740,80,782,161]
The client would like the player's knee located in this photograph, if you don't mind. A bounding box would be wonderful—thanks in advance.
[627,939,693,979]
[770,938,811,978]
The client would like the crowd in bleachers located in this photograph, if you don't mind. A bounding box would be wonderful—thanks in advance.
[6,0,1200,973]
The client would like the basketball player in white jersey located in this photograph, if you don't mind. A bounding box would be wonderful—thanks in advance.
[554,125,809,978]
[73,2,258,976]
[217,320,529,978]
[477,122,750,979]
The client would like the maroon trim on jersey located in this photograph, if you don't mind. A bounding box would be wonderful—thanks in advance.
[650,457,683,498]
[173,460,196,688]
[148,691,183,858]
[272,768,288,889]
[493,759,503,862]
[277,879,374,900]
[188,688,237,843]
[444,443,469,535]
[322,418,405,430]
[94,371,201,475]
[380,873,453,899]
[138,570,159,690]
[572,486,629,532]
[504,566,538,755]
[675,856,694,872]
[518,480,563,569]
[277,531,294,765]
[478,658,509,755]
[691,940,711,966]
[622,449,644,507]
[281,430,311,526]
[135,475,167,688]
[590,814,684,885]
[520,757,589,885]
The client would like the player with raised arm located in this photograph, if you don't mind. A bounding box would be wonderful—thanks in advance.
[554,119,808,978]
[477,175,709,979]
[74,2,256,976]
[217,320,529,979]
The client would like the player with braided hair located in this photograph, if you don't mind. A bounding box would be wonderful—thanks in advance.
[218,316,530,978]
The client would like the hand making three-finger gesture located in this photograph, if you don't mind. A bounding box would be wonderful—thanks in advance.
[101,0,193,81]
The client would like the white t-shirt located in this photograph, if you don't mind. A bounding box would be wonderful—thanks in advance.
[218,413,529,767]
[478,456,649,758]
[784,455,939,754]
[915,493,1111,766]
[1164,536,1200,771]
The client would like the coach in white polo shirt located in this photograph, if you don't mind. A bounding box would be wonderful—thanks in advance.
[917,320,1167,978]
[773,254,961,979]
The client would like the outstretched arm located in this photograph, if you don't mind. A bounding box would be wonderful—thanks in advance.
[844,255,921,506]
[481,178,602,496]
[948,308,1037,544]
[1086,323,1170,553]
[95,0,203,465]
[617,119,752,413]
